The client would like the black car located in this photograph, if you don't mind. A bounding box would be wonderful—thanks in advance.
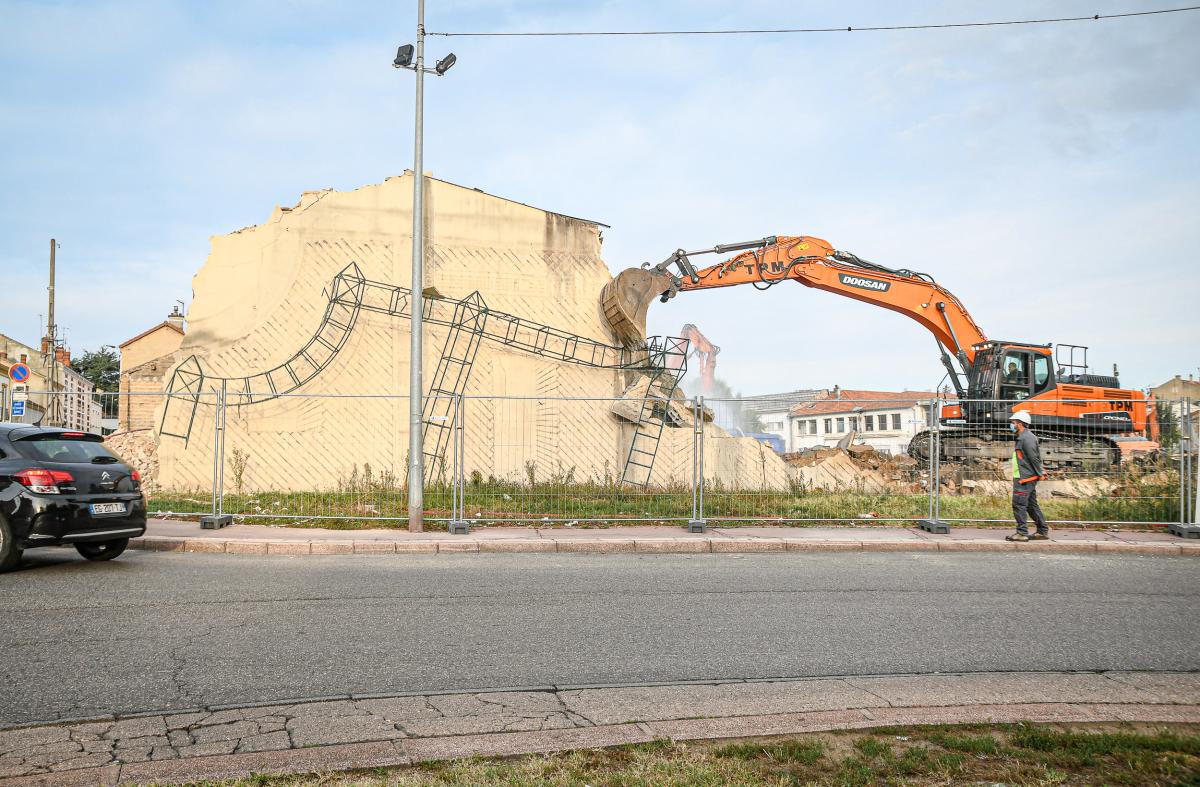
[0,424,146,572]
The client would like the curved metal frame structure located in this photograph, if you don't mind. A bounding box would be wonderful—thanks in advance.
[160,261,689,486]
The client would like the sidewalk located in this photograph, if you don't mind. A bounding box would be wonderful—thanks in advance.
[2,671,1197,785]
[132,519,1200,557]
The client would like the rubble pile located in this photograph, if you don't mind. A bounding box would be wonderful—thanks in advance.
[104,429,161,491]
[781,445,915,493]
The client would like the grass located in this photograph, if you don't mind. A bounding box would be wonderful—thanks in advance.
[147,477,1180,529]
[190,722,1200,785]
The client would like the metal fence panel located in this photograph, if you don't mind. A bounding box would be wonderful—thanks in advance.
[458,396,694,524]
[12,388,1191,531]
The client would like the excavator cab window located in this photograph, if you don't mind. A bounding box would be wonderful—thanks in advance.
[1000,350,1032,401]
[1032,354,1052,394]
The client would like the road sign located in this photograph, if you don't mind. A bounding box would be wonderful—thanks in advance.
[11,401,25,418]
[9,363,31,383]
[12,384,27,403]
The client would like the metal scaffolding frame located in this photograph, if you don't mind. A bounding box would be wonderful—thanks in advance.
[159,261,692,486]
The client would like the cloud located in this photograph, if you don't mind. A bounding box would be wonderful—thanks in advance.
[0,0,1195,393]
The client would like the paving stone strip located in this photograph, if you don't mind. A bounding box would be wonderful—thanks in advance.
[2,671,1198,785]
[128,534,1200,557]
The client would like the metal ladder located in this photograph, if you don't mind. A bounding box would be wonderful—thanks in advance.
[420,292,488,484]
[619,337,689,488]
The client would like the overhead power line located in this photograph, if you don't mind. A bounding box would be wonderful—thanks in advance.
[429,5,1200,37]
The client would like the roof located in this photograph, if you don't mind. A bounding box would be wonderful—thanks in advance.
[736,389,828,417]
[119,321,184,349]
[789,390,937,418]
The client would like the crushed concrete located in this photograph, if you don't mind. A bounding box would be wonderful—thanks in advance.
[104,430,161,492]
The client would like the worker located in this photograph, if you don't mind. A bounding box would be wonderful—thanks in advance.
[1004,361,1024,384]
[1006,410,1048,542]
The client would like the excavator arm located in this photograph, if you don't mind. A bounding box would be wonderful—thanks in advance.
[602,235,988,394]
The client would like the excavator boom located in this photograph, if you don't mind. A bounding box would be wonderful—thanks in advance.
[603,235,987,373]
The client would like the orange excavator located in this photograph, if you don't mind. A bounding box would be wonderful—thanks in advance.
[671,324,719,397]
[601,235,1153,466]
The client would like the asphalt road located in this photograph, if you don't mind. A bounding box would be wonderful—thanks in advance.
[2,549,1198,725]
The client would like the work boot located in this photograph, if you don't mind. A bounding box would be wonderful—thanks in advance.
[1029,532,1049,541]
[1006,533,1029,542]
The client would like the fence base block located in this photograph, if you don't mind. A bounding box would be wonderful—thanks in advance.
[1168,523,1200,539]
[687,519,707,534]
[918,519,951,534]
[448,520,470,535]
[200,514,233,530]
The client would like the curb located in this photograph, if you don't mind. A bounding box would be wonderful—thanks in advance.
[128,536,1200,557]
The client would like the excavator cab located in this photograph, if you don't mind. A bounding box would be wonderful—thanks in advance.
[960,341,1056,426]
[956,340,1141,442]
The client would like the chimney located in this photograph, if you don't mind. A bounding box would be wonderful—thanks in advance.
[55,347,71,367]
[833,385,841,400]
[167,304,185,331]
[40,337,49,354]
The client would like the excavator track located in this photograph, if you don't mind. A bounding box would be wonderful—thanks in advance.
[908,428,1121,470]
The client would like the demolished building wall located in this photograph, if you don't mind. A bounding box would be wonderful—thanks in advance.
[154,174,797,494]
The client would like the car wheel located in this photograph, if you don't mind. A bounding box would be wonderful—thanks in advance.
[75,538,129,561]
[0,515,21,572]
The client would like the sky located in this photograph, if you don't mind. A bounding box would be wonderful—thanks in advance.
[2,0,1197,395]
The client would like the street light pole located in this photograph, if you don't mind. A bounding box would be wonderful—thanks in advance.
[407,0,426,533]
[395,2,456,533]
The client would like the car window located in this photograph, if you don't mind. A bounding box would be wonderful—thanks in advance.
[15,437,120,464]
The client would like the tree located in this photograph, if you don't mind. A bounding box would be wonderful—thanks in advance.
[1157,401,1181,452]
[73,346,120,418]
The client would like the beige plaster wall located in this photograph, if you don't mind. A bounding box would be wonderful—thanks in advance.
[155,174,794,494]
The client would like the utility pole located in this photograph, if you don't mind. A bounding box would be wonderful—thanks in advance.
[44,239,60,427]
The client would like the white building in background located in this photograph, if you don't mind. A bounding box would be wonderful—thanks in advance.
[788,390,936,455]
[59,364,97,433]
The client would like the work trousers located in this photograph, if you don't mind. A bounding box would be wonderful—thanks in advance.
[1012,479,1048,535]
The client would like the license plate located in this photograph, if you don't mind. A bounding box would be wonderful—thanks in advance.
[89,502,127,516]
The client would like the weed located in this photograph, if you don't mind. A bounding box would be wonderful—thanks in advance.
[230,447,249,496]
[715,739,823,765]
[925,730,1002,754]
[853,736,892,758]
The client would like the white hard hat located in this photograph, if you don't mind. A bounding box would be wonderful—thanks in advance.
[1009,410,1032,425]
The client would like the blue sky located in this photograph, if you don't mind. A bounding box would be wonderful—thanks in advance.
[2,0,1197,394]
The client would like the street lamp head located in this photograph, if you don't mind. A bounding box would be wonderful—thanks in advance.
[393,44,414,68]
[434,53,457,75]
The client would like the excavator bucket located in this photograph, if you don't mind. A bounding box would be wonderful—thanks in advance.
[600,267,671,347]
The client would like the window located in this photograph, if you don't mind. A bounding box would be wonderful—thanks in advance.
[836,417,845,432]
[865,415,874,431]
[824,418,832,433]
[1002,351,1029,385]
[1033,354,1051,392]
[809,420,817,435]
[15,435,118,463]
[847,417,857,431]
[892,413,902,431]
[1001,350,1033,401]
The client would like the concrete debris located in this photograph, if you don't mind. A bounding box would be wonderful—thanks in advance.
[788,450,889,493]
[610,375,695,427]
[104,430,161,492]
[783,444,922,494]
